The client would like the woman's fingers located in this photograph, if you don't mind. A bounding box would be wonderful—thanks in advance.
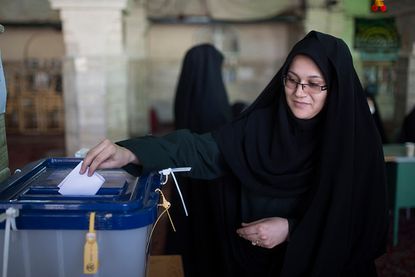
[236,223,261,240]
[236,217,289,249]
[241,218,266,226]
[237,227,265,247]
[87,145,117,176]
[79,138,139,177]
[80,139,115,176]
[80,139,109,173]
[238,219,266,238]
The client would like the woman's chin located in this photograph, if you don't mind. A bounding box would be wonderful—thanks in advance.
[291,109,314,120]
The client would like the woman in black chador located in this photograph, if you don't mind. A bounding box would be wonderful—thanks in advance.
[174,43,231,132]
[366,93,388,143]
[398,106,415,143]
[168,43,232,276]
[81,31,388,276]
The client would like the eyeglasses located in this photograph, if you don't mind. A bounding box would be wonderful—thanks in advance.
[283,75,328,94]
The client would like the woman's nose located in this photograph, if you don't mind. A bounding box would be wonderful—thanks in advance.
[294,84,307,97]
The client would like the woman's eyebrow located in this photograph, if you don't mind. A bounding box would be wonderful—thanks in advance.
[287,70,323,80]
[308,75,324,79]
[287,71,299,77]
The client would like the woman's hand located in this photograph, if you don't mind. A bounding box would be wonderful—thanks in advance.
[80,139,139,176]
[236,217,289,249]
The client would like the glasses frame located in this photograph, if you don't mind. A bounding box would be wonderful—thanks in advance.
[283,75,328,94]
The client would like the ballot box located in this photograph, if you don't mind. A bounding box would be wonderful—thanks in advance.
[0,158,160,277]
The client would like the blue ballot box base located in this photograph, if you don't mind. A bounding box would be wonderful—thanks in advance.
[0,158,161,277]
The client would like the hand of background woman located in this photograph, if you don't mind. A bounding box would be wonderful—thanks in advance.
[80,139,139,176]
[236,217,289,249]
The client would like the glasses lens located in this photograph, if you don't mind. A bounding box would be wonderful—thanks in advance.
[284,76,326,94]
[284,77,297,89]
[307,84,321,94]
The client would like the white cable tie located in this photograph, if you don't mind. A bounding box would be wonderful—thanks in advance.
[5,209,18,231]
[170,167,192,173]
[0,207,19,277]
[158,167,191,216]
[0,207,19,231]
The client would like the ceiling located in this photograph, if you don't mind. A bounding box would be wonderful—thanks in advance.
[0,0,303,25]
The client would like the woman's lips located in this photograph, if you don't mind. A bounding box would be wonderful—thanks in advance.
[293,100,310,108]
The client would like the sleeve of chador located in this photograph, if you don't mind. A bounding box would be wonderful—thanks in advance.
[116,129,227,179]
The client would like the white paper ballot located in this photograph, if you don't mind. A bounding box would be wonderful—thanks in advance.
[58,161,105,196]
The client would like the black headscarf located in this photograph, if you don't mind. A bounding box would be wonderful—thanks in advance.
[174,43,231,133]
[213,31,388,276]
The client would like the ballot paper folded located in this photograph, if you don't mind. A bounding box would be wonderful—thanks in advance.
[58,161,105,196]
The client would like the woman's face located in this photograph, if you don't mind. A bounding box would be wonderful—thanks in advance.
[284,55,328,119]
